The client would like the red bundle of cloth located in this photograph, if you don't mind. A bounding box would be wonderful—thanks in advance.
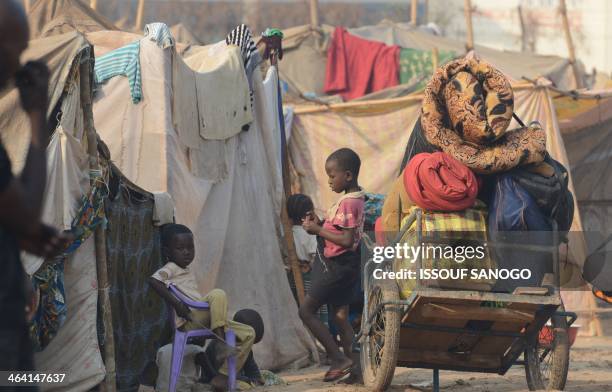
[404,152,478,212]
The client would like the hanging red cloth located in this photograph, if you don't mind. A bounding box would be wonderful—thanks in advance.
[324,27,400,101]
[404,152,479,212]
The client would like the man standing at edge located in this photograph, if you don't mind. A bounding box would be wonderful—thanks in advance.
[0,0,70,386]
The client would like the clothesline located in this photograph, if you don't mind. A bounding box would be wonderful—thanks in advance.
[292,81,536,115]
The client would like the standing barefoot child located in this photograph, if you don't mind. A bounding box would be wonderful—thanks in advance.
[299,148,365,382]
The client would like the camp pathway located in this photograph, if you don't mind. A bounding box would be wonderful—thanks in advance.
[272,336,612,392]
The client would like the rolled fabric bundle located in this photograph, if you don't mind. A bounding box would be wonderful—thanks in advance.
[421,58,546,173]
[404,152,478,212]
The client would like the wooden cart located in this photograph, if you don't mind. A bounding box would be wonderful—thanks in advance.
[358,209,577,392]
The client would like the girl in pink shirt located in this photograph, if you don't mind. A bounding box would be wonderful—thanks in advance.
[300,148,365,382]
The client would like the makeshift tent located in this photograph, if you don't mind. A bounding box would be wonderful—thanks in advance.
[0,31,106,391]
[170,23,202,46]
[280,22,586,102]
[557,95,612,291]
[28,0,117,39]
[287,81,599,330]
[89,29,316,376]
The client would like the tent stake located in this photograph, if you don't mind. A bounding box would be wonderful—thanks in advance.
[559,0,583,88]
[463,0,474,51]
[81,51,117,392]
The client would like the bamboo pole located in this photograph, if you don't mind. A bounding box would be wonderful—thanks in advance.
[90,0,98,11]
[411,0,418,26]
[135,0,145,32]
[81,53,116,392]
[309,0,319,28]
[559,0,583,88]
[464,0,474,51]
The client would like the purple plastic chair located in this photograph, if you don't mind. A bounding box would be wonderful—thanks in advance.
[167,284,236,392]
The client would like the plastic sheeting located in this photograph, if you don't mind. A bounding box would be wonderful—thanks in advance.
[92,36,316,370]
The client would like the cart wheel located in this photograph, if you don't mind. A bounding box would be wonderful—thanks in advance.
[524,307,570,391]
[360,280,401,392]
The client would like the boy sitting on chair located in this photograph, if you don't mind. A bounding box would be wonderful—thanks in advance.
[148,223,255,389]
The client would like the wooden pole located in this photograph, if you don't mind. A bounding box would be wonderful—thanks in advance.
[517,5,527,52]
[135,0,145,32]
[23,0,29,13]
[275,61,306,304]
[309,0,319,28]
[464,0,474,51]
[280,140,306,305]
[432,47,439,73]
[559,0,583,88]
[411,0,418,26]
[80,53,116,392]
[90,0,98,11]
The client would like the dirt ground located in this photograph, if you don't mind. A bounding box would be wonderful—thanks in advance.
[268,337,612,392]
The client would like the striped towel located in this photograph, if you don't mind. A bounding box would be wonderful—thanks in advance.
[226,24,261,107]
[144,22,175,49]
[95,41,142,104]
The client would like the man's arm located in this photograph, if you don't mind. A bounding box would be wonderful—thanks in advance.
[15,61,50,218]
[0,61,50,235]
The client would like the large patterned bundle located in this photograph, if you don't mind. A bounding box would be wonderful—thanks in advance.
[420,58,546,174]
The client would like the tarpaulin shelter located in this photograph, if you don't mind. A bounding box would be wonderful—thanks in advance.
[0,31,106,391]
[280,21,586,102]
[28,0,117,39]
[287,80,599,331]
[88,27,316,383]
[557,93,612,311]
[170,22,202,46]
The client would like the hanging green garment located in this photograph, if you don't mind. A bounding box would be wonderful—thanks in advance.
[399,48,456,90]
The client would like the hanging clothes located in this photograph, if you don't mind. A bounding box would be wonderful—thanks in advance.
[399,48,456,89]
[144,22,175,49]
[226,24,261,106]
[324,27,400,101]
[95,41,142,104]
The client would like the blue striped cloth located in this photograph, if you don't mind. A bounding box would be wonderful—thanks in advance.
[95,41,142,104]
[144,22,175,49]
